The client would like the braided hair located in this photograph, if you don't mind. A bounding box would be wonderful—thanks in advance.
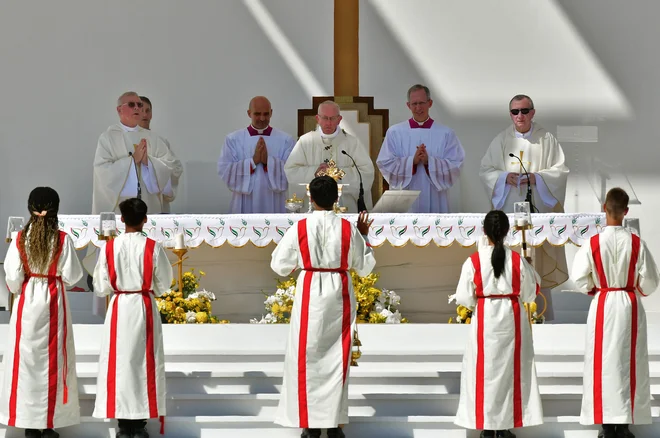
[483,210,510,279]
[19,187,61,273]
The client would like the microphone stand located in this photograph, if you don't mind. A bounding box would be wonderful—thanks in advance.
[341,150,367,212]
[129,152,142,200]
[509,153,537,213]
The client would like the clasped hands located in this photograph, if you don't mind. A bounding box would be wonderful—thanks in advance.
[506,172,536,186]
[413,144,428,166]
[132,139,149,166]
[252,137,269,165]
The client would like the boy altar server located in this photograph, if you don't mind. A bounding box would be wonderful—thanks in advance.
[572,188,660,438]
[93,198,174,438]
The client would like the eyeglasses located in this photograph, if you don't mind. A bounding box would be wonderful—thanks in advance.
[510,108,533,115]
[318,115,340,122]
[409,101,430,107]
[122,101,144,109]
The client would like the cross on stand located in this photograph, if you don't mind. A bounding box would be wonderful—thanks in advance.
[510,150,531,196]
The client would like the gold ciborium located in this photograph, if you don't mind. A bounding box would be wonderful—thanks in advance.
[285,193,305,213]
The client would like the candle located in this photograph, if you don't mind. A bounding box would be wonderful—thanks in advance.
[175,233,185,249]
[516,218,528,227]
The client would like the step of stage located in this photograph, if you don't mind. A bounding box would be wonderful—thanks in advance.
[0,415,658,438]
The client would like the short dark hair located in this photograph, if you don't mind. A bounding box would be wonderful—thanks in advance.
[509,94,534,109]
[407,84,431,102]
[140,96,152,108]
[605,187,629,217]
[119,198,148,227]
[309,176,338,210]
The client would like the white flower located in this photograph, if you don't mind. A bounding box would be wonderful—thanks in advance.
[448,294,457,304]
[456,314,463,322]
[195,289,216,301]
[186,311,197,324]
[385,310,402,324]
[374,302,385,313]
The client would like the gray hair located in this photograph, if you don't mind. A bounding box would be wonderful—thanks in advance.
[317,100,341,115]
[117,91,139,106]
[509,94,534,109]
[407,84,431,102]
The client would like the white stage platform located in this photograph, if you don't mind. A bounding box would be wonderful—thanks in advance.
[0,323,658,438]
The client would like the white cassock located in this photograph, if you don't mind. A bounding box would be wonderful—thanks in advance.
[572,227,660,425]
[271,211,376,428]
[92,123,183,214]
[92,233,173,421]
[284,127,375,213]
[0,232,83,429]
[218,125,295,213]
[480,123,570,319]
[454,247,543,431]
[376,118,464,213]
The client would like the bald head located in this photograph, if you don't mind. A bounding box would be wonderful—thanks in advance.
[248,96,272,129]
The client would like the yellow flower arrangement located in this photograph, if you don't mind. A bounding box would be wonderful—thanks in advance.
[156,268,227,324]
[251,272,408,324]
[448,294,544,324]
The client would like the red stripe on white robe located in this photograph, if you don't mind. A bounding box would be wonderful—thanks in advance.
[295,218,352,427]
[104,238,158,419]
[590,233,640,424]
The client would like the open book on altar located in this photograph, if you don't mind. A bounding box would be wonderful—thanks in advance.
[371,190,420,213]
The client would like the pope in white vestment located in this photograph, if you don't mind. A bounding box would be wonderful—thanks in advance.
[0,231,83,430]
[218,125,295,213]
[271,211,376,429]
[92,233,173,423]
[572,226,659,426]
[480,98,569,320]
[285,101,375,213]
[454,245,543,431]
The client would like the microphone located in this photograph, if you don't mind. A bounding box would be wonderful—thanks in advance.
[508,153,536,212]
[128,151,142,200]
[341,150,367,212]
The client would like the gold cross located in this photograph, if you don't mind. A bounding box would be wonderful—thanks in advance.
[510,150,532,195]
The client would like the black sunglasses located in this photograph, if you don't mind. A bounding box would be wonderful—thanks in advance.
[510,108,532,115]
[123,101,144,109]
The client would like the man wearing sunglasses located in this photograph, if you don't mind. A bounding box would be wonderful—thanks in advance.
[479,94,569,321]
[92,91,181,216]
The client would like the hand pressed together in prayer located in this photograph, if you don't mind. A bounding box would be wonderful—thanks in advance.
[506,172,536,186]
[413,144,428,165]
[133,139,148,165]
[315,162,329,177]
[253,137,268,165]
[357,211,374,236]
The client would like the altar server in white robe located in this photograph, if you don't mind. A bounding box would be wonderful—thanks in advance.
[376,84,464,213]
[92,91,182,215]
[479,94,569,321]
[285,100,375,212]
[218,96,295,213]
[571,188,659,438]
[92,198,173,438]
[139,95,183,214]
[271,176,376,438]
[455,210,543,438]
[0,187,84,438]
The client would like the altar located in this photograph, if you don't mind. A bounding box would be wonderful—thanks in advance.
[5,212,609,323]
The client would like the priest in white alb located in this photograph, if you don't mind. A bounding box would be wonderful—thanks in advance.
[284,101,374,213]
[218,96,295,213]
[479,94,569,320]
[271,176,376,438]
[571,188,659,438]
[91,91,182,215]
[376,84,465,213]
